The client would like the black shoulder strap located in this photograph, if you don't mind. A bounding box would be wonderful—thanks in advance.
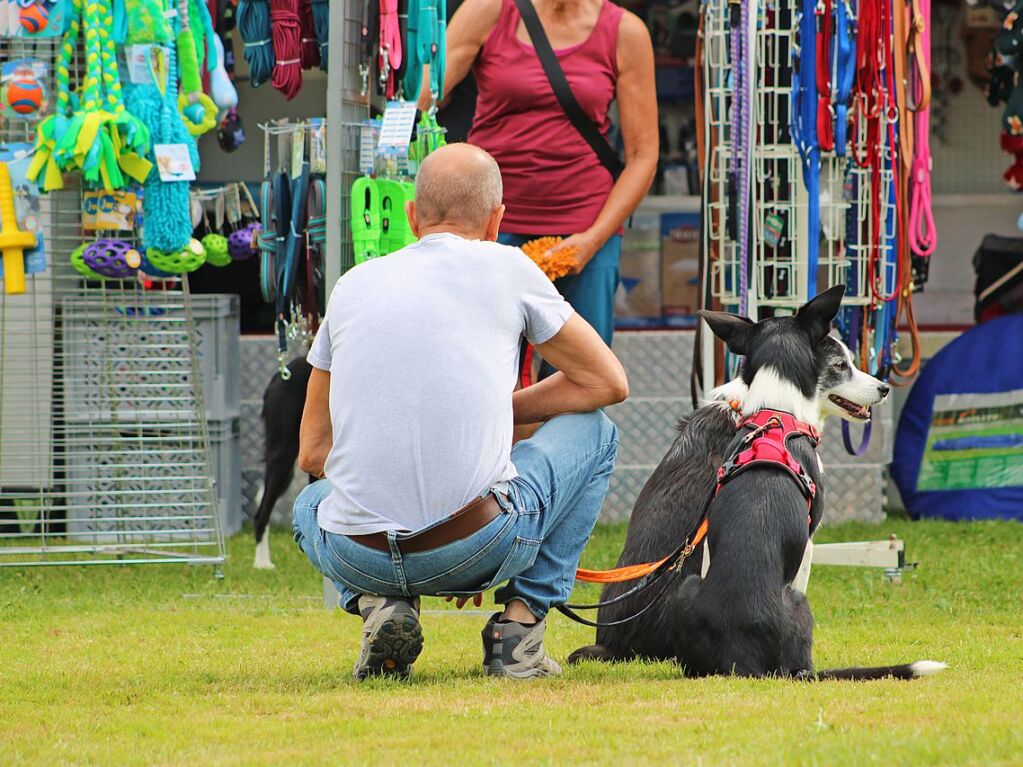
[512,0,624,180]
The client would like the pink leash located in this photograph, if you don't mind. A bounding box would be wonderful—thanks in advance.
[909,0,936,258]
[379,0,403,99]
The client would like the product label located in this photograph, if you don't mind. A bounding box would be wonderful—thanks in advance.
[82,191,138,231]
[378,101,418,151]
[917,389,1023,491]
[153,144,196,181]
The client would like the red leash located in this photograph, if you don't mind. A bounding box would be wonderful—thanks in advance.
[816,0,835,152]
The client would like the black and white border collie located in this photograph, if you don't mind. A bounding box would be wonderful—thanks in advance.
[570,286,946,680]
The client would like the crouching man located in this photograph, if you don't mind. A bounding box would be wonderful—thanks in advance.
[293,144,627,680]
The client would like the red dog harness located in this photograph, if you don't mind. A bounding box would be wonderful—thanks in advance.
[715,410,821,522]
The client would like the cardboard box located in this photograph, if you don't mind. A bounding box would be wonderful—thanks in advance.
[661,212,701,326]
[615,214,662,328]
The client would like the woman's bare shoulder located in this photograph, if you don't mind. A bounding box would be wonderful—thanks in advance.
[615,9,654,63]
[450,0,504,39]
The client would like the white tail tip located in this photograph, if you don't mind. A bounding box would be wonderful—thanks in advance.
[910,660,948,677]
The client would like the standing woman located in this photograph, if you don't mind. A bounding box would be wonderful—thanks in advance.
[427,0,658,364]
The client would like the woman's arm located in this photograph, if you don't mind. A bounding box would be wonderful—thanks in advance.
[417,0,502,111]
[550,12,659,272]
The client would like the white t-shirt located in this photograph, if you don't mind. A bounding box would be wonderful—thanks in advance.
[307,232,574,535]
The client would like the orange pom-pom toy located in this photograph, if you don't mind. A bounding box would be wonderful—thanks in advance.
[19,3,50,34]
[521,236,579,281]
[6,79,43,115]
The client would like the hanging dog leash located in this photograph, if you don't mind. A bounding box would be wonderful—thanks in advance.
[792,0,821,295]
[908,0,936,260]
[833,0,857,155]
[378,0,402,98]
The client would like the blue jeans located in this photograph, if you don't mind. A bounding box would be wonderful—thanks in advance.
[293,411,618,620]
[498,233,622,379]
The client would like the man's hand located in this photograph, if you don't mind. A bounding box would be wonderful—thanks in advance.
[547,230,603,275]
[445,593,484,609]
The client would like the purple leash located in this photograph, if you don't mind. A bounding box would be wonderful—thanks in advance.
[737,0,751,316]
[841,409,874,457]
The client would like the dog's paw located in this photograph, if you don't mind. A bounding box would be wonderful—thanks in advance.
[253,534,274,570]
[566,644,614,665]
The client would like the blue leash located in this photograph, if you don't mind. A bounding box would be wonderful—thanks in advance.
[833,0,857,155]
[791,0,820,296]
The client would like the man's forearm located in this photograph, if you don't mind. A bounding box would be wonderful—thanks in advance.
[512,372,623,424]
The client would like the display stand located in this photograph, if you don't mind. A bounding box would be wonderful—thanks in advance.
[0,37,225,570]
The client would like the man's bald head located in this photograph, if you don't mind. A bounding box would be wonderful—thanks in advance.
[412,144,504,235]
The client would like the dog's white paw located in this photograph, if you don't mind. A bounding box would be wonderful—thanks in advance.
[253,535,274,570]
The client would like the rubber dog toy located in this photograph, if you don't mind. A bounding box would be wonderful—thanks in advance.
[0,161,36,295]
[70,243,106,279]
[145,238,207,273]
[82,239,141,278]
[19,2,49,32]
[202,232,231,266]
[6,78,44,115]
[176,0,217,136]
[521,236,579,281]
[228,222,259,260]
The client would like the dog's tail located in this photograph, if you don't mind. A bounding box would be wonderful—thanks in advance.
[566,644,618,665]
[812,660,947,681]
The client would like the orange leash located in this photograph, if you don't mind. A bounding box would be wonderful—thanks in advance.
[575,518,709,584]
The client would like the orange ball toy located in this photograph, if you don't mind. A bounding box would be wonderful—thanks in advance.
[6,79,43,115]
[19,3,49,33]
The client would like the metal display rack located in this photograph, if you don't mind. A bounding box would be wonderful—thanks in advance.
[0,37,225,569]
[700,0,898,383]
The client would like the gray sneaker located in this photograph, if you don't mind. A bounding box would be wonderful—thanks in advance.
[482,613,563,679]
[353,595,424,680]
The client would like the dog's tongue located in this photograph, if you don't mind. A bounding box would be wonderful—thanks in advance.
[856,405,870,419]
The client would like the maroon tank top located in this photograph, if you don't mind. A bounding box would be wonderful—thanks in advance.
[468,0,624,235]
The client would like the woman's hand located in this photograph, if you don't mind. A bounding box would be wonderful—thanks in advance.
[547,230,605,275]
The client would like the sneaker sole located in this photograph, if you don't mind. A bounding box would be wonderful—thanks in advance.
[355,612,424,680]
[485,661,560,679]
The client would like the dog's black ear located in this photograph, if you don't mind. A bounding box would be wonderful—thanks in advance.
[796,284,845,341]
[698,310,755,355]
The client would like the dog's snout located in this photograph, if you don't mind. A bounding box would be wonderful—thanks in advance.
[877,383,890,399]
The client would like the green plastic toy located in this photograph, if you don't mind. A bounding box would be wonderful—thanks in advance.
[202,233,230,266]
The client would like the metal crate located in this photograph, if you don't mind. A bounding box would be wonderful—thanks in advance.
[64,294,240,424]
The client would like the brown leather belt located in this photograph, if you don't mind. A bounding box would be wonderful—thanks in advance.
[346,493,504,554]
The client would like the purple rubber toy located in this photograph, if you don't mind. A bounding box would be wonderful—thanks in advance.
[228,223,260,261]
[82,240,141,279]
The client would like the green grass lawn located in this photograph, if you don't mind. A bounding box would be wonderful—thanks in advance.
[1,517,1021,766]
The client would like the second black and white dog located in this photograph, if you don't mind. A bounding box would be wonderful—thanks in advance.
[569,286,945,680]
[252,356,312,569]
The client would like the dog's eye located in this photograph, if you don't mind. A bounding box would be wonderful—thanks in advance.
[834,360,850,372]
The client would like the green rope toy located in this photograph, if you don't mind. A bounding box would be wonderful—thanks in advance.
[27,0,152,191]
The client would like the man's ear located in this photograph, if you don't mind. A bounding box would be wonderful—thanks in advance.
[406,200,421,238]
[698,310,756,356]
[484,204,505,242]
[796,284,845,341]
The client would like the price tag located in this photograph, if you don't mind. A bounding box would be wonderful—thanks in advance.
[153,144,196,181]
[377,101,418,151]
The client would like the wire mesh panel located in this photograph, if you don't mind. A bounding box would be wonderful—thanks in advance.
[0,36,225,568]
[702,0,872,314]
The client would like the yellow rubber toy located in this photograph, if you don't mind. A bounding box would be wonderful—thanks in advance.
[0,162,37,295]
